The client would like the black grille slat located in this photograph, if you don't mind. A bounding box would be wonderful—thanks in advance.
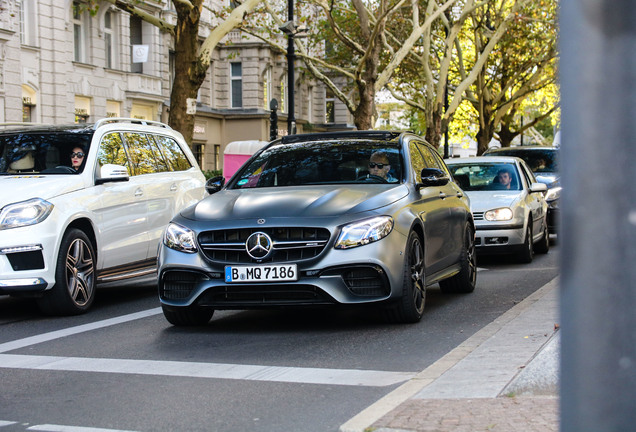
[473,212,484,221]
[198,227,330,263]
[196,284,335,306]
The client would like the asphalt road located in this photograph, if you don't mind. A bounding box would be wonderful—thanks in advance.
[0,244,559,432]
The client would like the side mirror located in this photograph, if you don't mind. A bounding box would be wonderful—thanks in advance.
[205,176,225,195]
[530,182,548,193]
[95,164,129,184]
[417,168,449,189]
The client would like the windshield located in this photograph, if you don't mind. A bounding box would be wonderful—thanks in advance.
[449,162,522,191]
[0,131,93,175]
[228,140,403,189]
[488,149,558,174]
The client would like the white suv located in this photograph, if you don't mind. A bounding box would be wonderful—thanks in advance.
[0,118,206,315]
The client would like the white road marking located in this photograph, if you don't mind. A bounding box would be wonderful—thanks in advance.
[0,308,162,354]
[0,354,414,387]
[27,425,138,432]
[0,421,17,427]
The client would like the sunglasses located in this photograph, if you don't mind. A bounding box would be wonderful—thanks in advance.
[368,162,388,169]
[70,152,85,158]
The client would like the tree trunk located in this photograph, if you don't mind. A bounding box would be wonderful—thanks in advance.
[169,2,206,145]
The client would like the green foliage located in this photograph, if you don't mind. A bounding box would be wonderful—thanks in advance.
[202,169,223,180]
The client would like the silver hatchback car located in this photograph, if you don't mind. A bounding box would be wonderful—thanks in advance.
[446,156,549,263]
[158,131,477,325]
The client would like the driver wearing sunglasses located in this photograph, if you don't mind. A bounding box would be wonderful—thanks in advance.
[70,146,86,171]
[368,151,397,182]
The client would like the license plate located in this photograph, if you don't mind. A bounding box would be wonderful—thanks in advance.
[225,264,298,283]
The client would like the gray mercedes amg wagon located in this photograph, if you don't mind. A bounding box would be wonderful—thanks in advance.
[158,131,476,325]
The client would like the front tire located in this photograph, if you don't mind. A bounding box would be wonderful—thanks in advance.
[517,222,534,263]
[37,228,96,315]
[384,231,426,324]
[162,304,215,326]
[439,223,476,294]
[534,218,550,254]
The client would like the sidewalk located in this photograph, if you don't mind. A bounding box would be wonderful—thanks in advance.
[340,277,560,432]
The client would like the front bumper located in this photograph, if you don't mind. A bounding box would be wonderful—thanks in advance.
[0,223,59,295]
[474,223,525,254]
[157,231,408,309]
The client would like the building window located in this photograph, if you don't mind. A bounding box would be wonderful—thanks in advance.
[231,62,242,108]
[307,86,313,122]
[214,144,220,170]
[75,96,91,123]
[18,0,37,46]
[106,100,121,118]
[130,16,143,74]
[22,86,37,122]
[209,62,215,107]
[104,10,117,69]
[263,67,272,110]
[194,143,205,167]
[325,88,335,123]
[72,1,88,63]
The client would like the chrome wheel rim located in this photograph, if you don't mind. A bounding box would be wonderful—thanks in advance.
[410,236,425,313]
[65,238,95,307]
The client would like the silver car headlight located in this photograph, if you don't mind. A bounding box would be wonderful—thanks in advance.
[164,223,197,253]
[0,198,53,230]
[484,207,513,221]
[335,216,394,249]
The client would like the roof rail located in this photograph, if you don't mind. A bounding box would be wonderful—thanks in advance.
[93,118,172,130]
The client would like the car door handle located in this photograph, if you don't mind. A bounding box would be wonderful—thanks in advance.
[439,192,447,199]
[170,183,178,192]
[456,191,464,198]
[134,188,143,197]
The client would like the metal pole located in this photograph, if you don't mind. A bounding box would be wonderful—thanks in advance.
[560,1,636,430]
[286,0,296,135]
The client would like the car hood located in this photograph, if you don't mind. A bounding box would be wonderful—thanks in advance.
[464,190,522,212]
[0,175,83,205]
[182,184,409,221]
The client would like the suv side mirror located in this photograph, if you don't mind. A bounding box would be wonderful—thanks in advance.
[417,168,449,189]
[205,176,225,195]
[95,164,129,184]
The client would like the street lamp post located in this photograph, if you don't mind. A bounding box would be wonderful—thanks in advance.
[281,0,296,135]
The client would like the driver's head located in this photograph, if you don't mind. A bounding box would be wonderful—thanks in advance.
[369,151,391,179]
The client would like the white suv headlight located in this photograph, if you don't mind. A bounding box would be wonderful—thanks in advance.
[164,223,197,253]
[0,198,53,230]
[335,216,394,249]
[484,207,513,221]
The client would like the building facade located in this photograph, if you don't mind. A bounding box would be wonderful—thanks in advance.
[0,0,354,172]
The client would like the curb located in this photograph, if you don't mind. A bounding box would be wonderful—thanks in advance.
[339,277,559,432]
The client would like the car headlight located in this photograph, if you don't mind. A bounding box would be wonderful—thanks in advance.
[0,198,53,230]
[164,223,197,253]
[335,216,394,249]
[484,207,513,221]
[544,186,562,203]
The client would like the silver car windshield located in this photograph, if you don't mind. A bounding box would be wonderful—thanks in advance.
[449,162,522,191]
[229,140,403,189]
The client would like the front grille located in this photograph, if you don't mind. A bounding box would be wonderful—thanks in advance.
[196,284,335,307]
[198,227,330,263]
[473,212,484,221]
[342,267,389,297]
[160,270,207,300]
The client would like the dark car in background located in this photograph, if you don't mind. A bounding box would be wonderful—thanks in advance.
[157,131,477,326]
[483,146,560,234]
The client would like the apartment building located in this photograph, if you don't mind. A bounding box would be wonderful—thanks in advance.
[0,0,353,171]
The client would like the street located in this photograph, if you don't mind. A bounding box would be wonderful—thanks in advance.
[0,245,559,432]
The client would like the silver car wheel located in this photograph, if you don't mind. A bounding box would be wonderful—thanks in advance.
[65,238,95,307]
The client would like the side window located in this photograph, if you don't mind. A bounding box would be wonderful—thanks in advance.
[417,142,446,172]
[97,132,131,174]
[520,163,536,188]
[409,142,427,177]
[147,135,172,173]
[154,135,192,172]
[122,132,157,175]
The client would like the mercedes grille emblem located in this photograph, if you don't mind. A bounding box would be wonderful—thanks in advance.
[245,232,273,260]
